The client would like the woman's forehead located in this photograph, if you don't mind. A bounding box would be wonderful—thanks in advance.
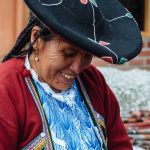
[53,36,90,54]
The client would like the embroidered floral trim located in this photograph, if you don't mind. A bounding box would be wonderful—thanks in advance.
[118,57,128,64]
[101,56,114,63]
[80,0,88,4]
[126,12,133,18]
[99,41,110,46]
[25,78,54,150]
[80,0,98,7]
[77,76,108,149]
[98,119,106,129]
[96,112,106,129]
[22,133,46,150]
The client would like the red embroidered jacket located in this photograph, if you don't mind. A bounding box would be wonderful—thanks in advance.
[0,58,132,150]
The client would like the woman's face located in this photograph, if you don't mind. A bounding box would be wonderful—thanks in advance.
[30,31,93,93]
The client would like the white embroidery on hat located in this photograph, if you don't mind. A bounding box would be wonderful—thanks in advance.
[90,2,96,42]
[105,13,133,22]
[87,2,118,63]
[89,0,98,7]
[39,0,63,6]
[88,38,118,62]
[101,7,133,23]
[107,15,127,22]
[86,3,134,63]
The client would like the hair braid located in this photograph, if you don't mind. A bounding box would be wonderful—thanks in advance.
[3,15,53,62]
[3,17,38,62]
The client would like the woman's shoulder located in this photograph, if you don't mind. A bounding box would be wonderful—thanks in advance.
[0,57,29,82]
[0,57,18,69]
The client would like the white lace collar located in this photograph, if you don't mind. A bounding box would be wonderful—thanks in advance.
[24,54,76,106]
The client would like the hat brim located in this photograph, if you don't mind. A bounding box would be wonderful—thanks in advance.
[24,0,142,64]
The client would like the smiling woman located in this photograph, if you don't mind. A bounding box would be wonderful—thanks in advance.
[0,0,142,149]
[29,27,93,92]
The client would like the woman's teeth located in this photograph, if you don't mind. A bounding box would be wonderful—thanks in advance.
[62,73,74,79]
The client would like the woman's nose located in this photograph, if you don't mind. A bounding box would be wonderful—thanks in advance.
[70,57,83,74]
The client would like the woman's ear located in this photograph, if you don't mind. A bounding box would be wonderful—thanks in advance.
[30,26,41,50]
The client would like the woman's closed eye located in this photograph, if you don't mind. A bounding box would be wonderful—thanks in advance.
[64,50,77,58]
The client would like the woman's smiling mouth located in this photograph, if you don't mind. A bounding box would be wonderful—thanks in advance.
[62,72,75,80]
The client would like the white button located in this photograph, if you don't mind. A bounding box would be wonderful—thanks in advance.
[41,132,46,137]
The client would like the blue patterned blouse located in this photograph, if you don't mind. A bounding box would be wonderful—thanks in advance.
[25,55,104,150]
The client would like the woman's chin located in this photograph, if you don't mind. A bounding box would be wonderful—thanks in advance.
[50,82,73,93]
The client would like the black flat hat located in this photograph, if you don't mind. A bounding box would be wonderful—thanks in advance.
[24,0,142,64]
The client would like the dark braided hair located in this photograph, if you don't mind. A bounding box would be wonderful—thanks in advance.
[3,16,54,62]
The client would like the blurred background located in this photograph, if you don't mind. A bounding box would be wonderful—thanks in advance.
[0,1,150,149]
